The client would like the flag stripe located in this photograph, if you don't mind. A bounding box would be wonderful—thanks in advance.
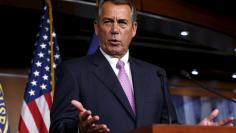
[35,95,51,131]
[21,101,39,133]
[18,117,29,133]
[44,92,52,109]
[28,100,48,133]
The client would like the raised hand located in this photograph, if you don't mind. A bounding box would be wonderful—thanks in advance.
[71,100,110,133]
[198,108,235,126]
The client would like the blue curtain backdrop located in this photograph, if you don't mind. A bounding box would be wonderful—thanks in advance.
[87,33,99,55]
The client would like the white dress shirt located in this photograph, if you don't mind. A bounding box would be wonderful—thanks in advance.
[100,48,134,93]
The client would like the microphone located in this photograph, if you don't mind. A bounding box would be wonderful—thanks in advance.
[157,70,172,124]
[180,70,236,103]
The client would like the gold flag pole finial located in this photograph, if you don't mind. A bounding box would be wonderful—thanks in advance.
[96,0,99,6]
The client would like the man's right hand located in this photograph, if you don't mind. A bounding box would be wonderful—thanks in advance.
[71,100,110,133]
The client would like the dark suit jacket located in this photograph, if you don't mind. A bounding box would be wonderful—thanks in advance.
[49,50,178,133]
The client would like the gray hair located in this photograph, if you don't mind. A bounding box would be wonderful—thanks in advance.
[96,0,137,22]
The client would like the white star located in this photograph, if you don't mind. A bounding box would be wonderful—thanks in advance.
[53,63,57,68]
[47,19,50,23]
[48,50,51,54]
[38,52,44,58]
[33,71,40,77]
[31,80,37,86]
[29,89,35,96]
[47,58,50,62]
[43,35,48,40]
[45,66,50,71]
[43,74,48,80]
[40,84,47,90]
[52,32,56,37]
[45,27,49,31]
[40,43,46,49]
[36,61,42,67]
[54,54,60,59]
[44,6,47,11]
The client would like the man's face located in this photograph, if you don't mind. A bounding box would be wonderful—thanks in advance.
[94,1,137,58]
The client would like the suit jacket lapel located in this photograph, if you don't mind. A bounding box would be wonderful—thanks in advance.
[92,50,136,120]
[129,58,146,127]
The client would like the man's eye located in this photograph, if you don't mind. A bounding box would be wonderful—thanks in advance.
[119,22,128,27]
[104,20,112,24]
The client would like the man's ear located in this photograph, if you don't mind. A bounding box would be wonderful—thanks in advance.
[94,20,98,35]
[132,21,138,37]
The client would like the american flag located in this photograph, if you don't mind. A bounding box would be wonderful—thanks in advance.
[18,2,61,133]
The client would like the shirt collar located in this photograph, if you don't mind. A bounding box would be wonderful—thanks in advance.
[99,48,129,65]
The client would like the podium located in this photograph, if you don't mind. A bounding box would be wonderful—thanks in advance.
[126,124,236,133]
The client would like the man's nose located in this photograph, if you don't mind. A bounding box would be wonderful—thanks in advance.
[111,23,119,34]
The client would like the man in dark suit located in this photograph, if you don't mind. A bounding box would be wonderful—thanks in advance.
[50,0,234,133]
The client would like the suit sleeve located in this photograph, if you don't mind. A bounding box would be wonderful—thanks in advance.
[49,63,80,133]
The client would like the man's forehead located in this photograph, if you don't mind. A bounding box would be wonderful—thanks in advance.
[101,6,132,18]
[101,2,132,14]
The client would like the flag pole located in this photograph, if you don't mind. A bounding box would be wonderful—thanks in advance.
[45,0,55,99]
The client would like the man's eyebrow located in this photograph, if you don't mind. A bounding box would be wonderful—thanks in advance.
[102,17,128,20]
[102,17,113,20]
[117,19,128,22]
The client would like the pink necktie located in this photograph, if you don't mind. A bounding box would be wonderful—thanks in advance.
[116,60,136,113]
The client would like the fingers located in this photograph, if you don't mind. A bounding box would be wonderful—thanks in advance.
[216,116,235,126]
[71,100,86,112]
[225,123,234,126]
[80,110,92,121]
[80,115,99,129]
[71,100,93,121]
[86,115,100,127]
[96,125,110,133]
[87,124,110,133]
[206,108,219,121]
[79,115,110,133]
[198,108,219,125]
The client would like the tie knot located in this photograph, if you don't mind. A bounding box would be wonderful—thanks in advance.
[116,60,125,70]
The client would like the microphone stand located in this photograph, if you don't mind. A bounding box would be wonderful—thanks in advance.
[181,70,236,104]
[158,70,172,124]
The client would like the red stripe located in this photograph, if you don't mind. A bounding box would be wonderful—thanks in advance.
[18,116,29,133]
[44,93,52,109]
[28,100,48,133]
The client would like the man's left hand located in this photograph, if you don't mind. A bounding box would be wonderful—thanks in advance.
[198,108,235,126]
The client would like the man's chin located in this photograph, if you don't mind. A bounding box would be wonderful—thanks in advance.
[107,50,125,58]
